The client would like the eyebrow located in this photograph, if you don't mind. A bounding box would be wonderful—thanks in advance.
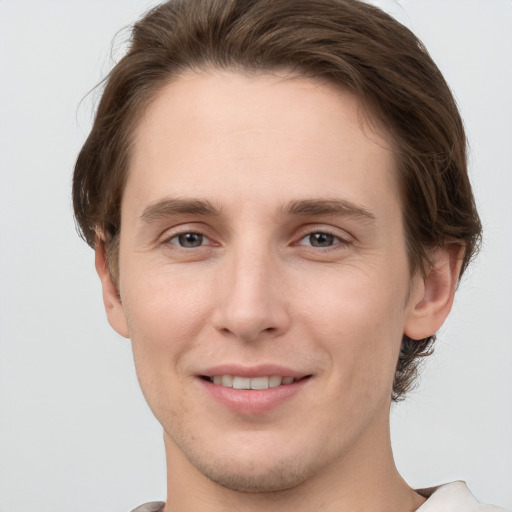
[140,198,221,222]
[282,199,375,221]
[139,197,375,223]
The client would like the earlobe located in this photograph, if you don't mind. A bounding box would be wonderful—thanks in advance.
[94,235,130,338]
[404,244,464,341]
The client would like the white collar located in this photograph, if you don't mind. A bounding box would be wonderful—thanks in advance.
[416,481,506,511]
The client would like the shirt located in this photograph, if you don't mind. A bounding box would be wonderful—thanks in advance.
[416,481,508,511]
[130,481,509,511]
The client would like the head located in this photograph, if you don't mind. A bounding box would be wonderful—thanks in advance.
[73,0,481,492]
[73,0,481,401]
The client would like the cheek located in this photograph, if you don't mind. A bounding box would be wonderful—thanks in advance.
[119,269,211,424]
[120,266,212,375]
[297,266,407,385]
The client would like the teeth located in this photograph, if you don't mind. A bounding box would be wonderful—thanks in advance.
[209,375,297,389]
[221,375,234,387]
[269,376,282,387]
[233,376,251,390]
[250,376,269,390]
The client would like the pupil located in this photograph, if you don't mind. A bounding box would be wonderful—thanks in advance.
[310,233,334,247]
[179,233,203,247]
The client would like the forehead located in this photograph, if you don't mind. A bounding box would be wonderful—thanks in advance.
[126,70,398,218]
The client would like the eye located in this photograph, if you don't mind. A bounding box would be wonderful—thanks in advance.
[169,232,209,248]
[298,232,343,248]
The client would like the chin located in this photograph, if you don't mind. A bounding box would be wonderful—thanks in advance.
[166,422,333,493]
[191,453,316,493]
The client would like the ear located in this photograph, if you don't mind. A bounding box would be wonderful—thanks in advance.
[94,235,130,338]
[404,244,464,341]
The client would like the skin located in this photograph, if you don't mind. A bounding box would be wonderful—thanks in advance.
[96,70,462,511]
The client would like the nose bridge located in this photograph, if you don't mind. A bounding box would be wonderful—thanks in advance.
[214,235,290,341]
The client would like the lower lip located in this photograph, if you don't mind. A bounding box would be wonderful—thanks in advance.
[199,377,310,415]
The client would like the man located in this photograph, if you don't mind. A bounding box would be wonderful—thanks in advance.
[72,0,504,510]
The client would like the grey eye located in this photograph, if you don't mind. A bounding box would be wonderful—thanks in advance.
[304,232,337,247]
[174,233,205,248]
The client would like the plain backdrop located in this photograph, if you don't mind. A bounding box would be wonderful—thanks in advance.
[0,1,511,511]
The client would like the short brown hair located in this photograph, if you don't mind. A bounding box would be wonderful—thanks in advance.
[73,0,482,400]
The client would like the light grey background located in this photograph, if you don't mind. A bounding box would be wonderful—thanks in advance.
[0,1,511,511]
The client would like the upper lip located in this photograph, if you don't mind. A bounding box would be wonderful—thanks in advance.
[198,364,310,379]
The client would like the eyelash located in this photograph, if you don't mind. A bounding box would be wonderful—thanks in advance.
[164,231,212,249]
[296,231,347,249]
[162,228,349,250]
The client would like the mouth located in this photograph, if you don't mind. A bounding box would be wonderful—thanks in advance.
[197,365,312,414]
[201,375,310,390]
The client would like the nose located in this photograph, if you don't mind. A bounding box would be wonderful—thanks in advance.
[212,243,291,342]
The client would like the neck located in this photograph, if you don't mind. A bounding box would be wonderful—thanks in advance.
[162,408,425,512]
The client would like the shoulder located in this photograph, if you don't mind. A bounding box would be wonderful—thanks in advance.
[416,481,509,512]
[130,502,165,512]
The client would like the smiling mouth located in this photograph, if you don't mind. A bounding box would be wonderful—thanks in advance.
[201,375,311,390]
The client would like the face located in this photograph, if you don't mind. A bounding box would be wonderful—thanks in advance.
[104,70,431,492]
